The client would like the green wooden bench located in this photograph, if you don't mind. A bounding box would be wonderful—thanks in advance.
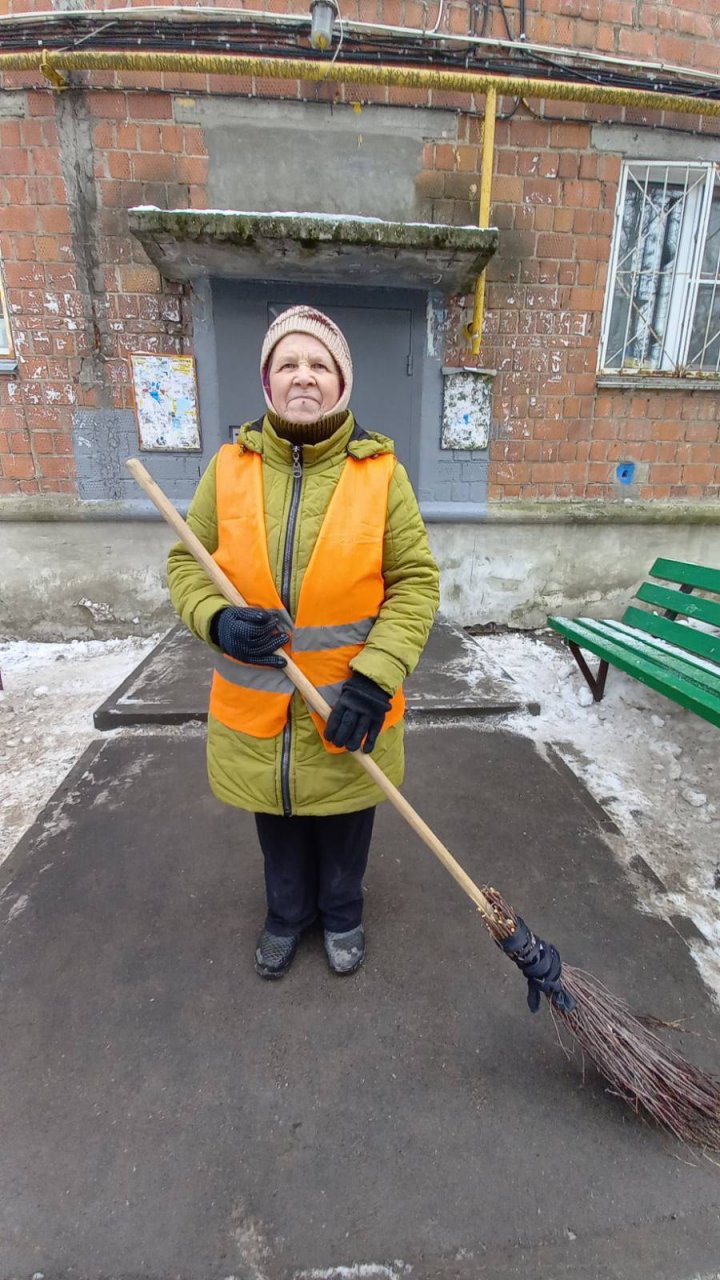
[547,558,720,728]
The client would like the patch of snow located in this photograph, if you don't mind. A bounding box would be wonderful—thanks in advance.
[0,637,159,867]
[7,893,29,921]
[295,1266,410,1280]
[76,598,116,623]
[130,205,486,232]
[465,631,720,1003]
[681,788,707,808]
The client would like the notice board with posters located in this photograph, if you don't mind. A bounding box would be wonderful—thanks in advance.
[130,353,202,452]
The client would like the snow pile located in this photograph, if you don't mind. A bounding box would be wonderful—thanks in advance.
[0,638,158,866]
[466,630,720,1002]
[130,205,483,232]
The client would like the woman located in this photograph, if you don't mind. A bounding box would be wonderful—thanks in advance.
[167,306,439,980]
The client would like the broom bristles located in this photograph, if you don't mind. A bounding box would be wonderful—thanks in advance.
[480,886,720,1151]
[555,965,720,1151]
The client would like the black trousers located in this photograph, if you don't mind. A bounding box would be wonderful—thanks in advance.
[254,808,376,937]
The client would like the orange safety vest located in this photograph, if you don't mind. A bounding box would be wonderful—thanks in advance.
[209,443,405,750]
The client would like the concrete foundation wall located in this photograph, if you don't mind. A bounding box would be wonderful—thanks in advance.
[3,519,720,640]
[2,522,177,640]
[431,523,720,627]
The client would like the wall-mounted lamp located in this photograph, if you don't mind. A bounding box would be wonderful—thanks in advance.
[309,0,339,50]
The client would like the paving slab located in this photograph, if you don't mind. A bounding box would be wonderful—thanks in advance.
[1,724,719,1279]
[93,617,533,729]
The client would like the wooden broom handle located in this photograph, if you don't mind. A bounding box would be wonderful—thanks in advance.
[127,458,495,921]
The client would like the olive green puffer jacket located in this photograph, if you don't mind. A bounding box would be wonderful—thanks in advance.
[166,413,440,815]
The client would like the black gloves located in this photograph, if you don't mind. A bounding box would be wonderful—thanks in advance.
[499,916,575,1014]
[324,671,392,754]
[210,607,290,668]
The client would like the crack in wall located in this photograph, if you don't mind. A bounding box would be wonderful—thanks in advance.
[55,89,111,406]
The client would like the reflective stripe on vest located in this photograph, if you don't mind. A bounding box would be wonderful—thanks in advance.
[209,443,405,746]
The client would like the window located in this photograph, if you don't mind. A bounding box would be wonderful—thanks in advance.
[0,261,15,367]
[599,162,720,377]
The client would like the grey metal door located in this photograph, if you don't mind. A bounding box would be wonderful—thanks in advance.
[211,280,423,481]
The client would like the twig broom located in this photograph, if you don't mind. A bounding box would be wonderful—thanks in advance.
[128,457,720,1152]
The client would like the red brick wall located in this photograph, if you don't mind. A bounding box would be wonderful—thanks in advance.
[0,89,202,494]
[1,0,718,502]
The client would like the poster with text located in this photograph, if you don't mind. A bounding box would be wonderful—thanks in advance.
[131,353,201,451]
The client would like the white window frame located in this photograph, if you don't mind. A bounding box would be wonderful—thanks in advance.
[598,160,720,381]
[0,261,16,371]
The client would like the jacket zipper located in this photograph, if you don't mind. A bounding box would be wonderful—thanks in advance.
[279,444,303,817]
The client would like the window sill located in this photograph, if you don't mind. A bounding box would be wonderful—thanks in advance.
[0,358,18,374]
[597,374,720,391]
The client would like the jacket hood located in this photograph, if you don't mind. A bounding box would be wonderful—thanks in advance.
[236,414,396,462]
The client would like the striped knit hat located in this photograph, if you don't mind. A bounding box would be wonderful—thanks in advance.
[260,305,353,417]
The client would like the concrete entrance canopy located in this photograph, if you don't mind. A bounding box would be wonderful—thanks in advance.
[128,207,498,292]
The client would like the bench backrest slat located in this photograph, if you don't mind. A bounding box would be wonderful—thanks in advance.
[622,605,720,663]
[650,557,720,595]
[635,582,720,628]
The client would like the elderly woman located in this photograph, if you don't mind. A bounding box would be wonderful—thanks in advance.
[167,306,439,980]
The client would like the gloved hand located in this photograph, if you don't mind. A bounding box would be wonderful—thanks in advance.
[499,916,575,1014]
[324,671,392,754]
[210,606,289,668]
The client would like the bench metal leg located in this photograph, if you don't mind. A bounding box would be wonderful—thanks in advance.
[568,643,609,702]
[664,581,694,621]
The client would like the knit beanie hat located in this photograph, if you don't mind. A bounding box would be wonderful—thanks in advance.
[260,305,353,417]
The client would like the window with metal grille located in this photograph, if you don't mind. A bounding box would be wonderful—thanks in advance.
[599,161,720,377]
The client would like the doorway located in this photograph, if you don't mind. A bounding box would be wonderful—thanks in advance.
[211,280,426,483]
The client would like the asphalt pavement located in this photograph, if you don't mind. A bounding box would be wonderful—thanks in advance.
[1,623,719,1279]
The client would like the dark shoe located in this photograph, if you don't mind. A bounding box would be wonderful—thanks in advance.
[324,925,365,975]
[254,929,299,979]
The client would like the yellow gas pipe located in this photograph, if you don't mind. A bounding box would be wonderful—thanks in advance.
[469,83,496,356]
[1,50,717,121]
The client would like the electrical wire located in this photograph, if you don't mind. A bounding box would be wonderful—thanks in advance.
[426,0,445,37]
[325,0,344,71]
[477,1,490,39]
[2,13,720,103]
[496,0,514,43]
[60,17,119,51]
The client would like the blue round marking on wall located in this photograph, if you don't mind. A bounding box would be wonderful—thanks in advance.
[616,461,635,485]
